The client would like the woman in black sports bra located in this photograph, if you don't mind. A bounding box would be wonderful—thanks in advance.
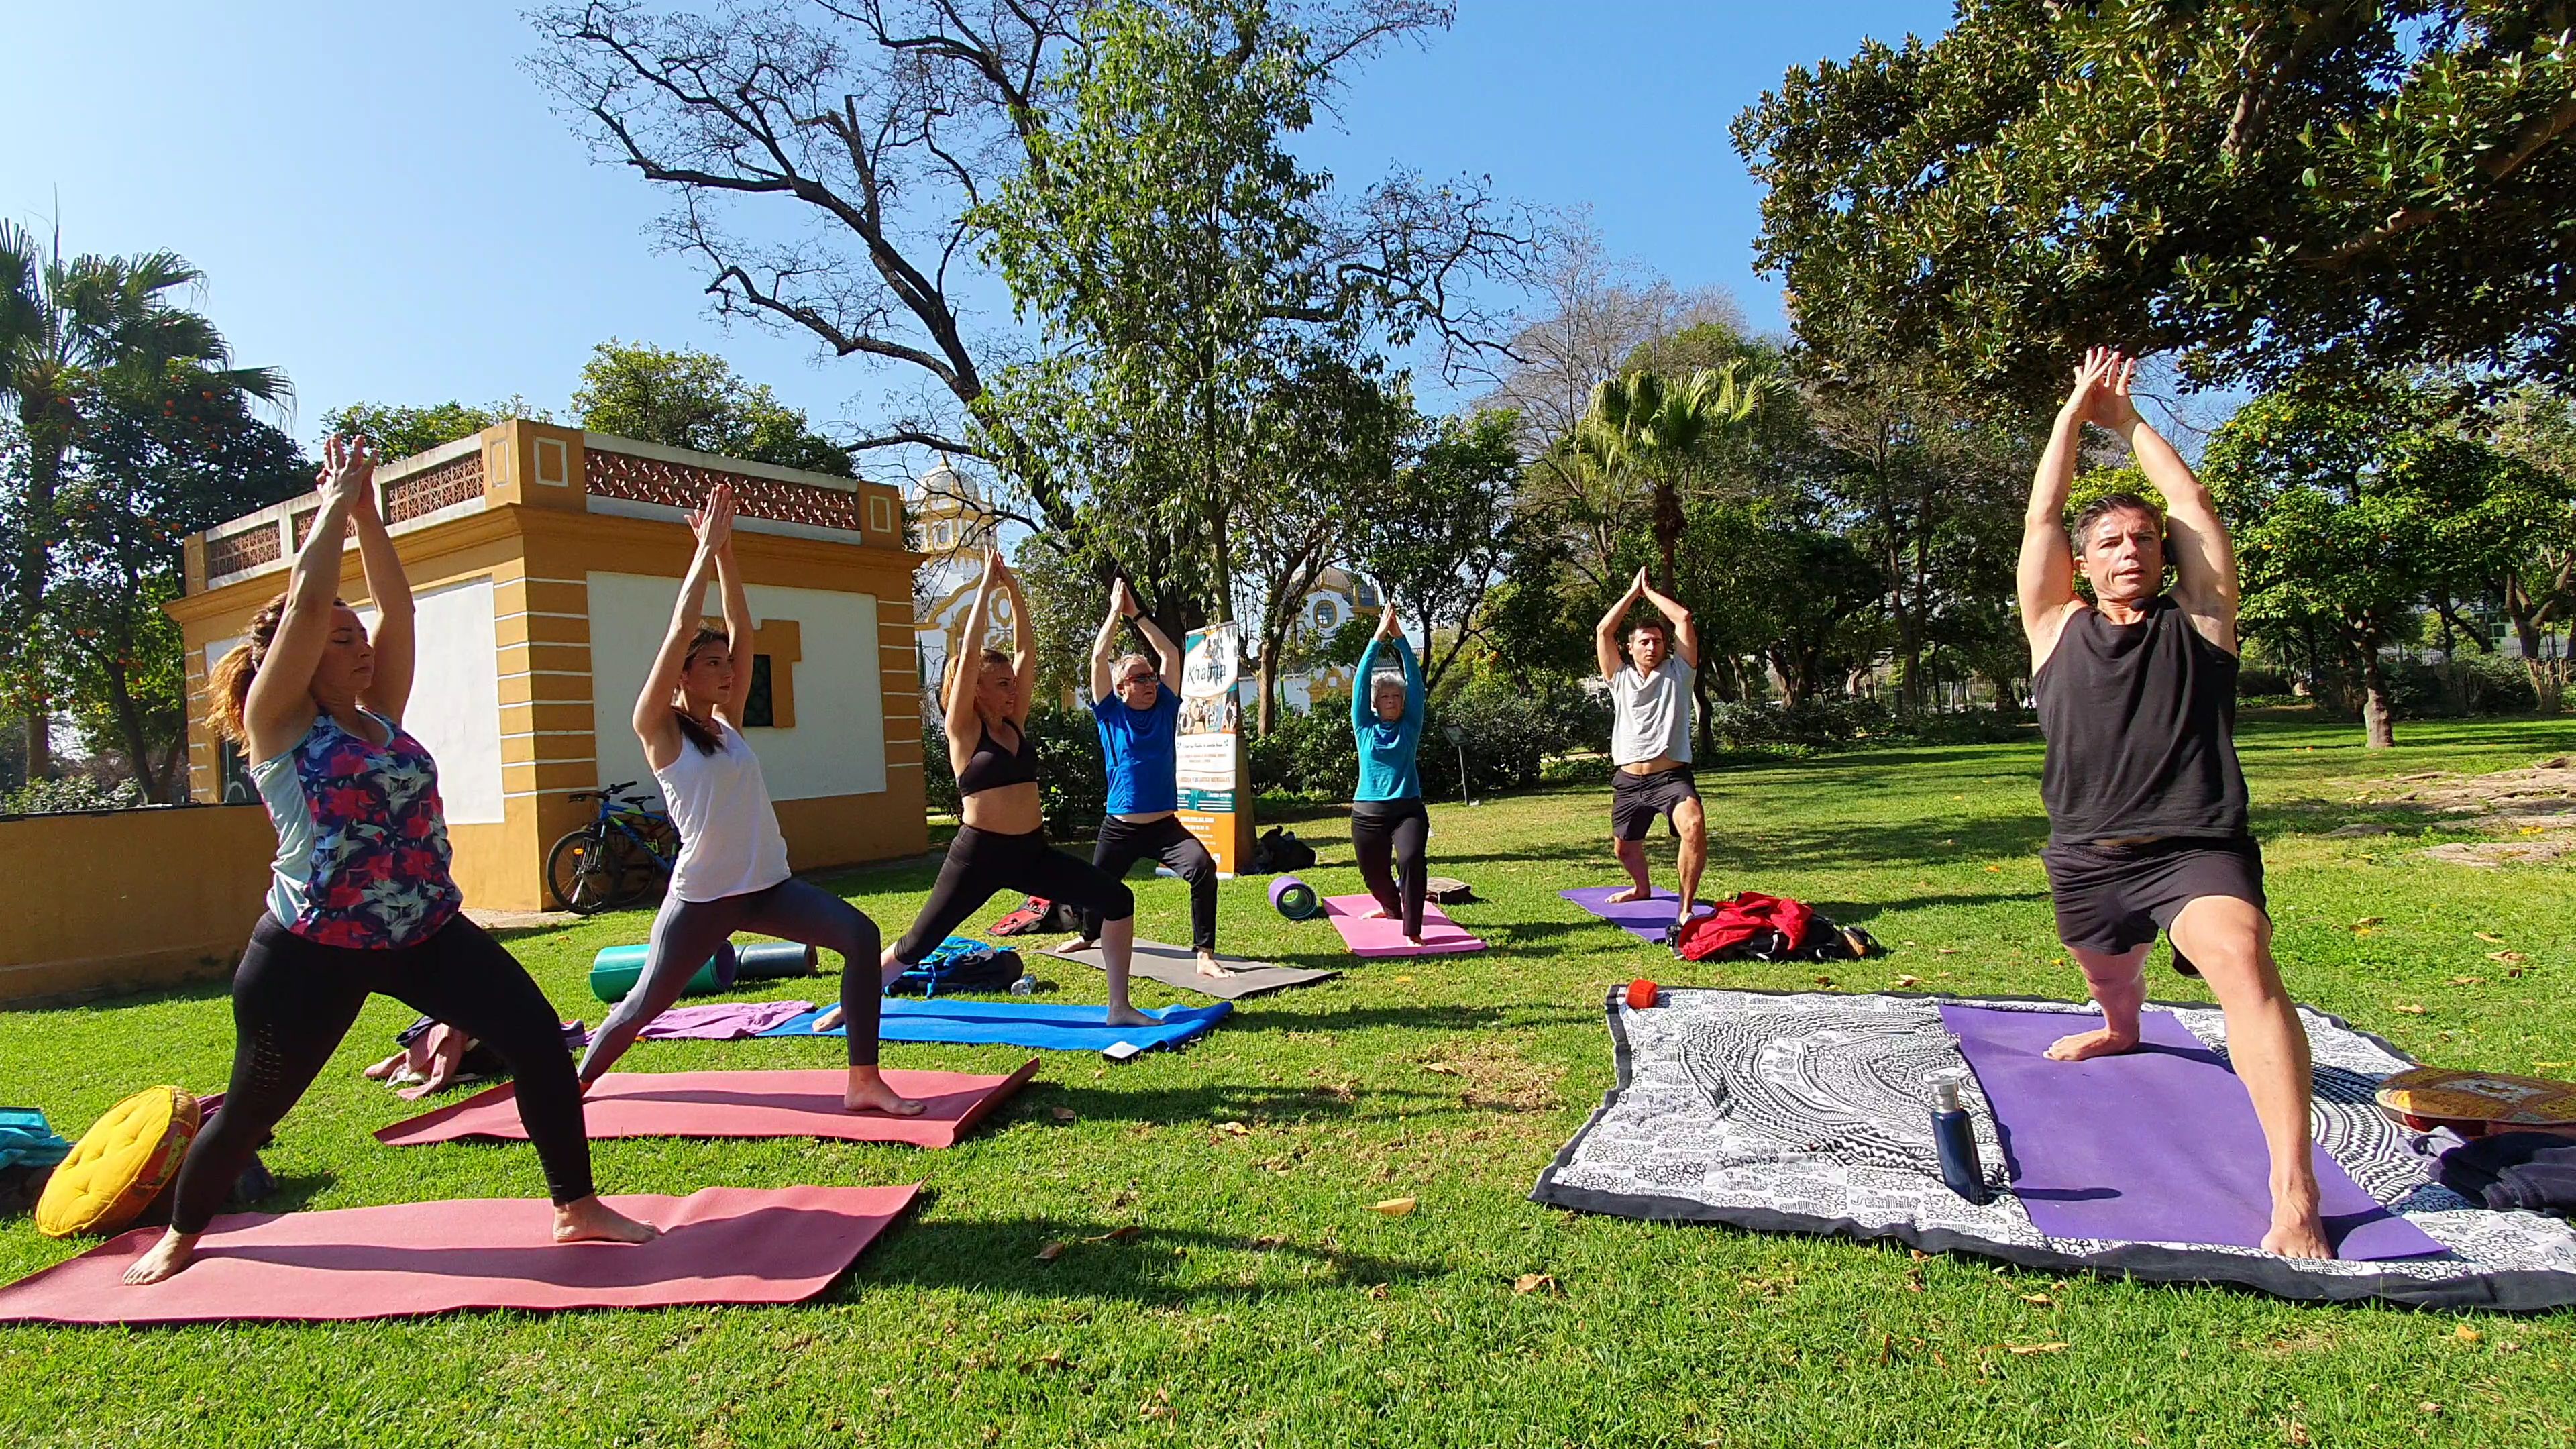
[817,552,1150,1030]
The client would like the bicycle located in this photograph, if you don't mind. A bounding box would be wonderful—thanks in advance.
[545,782,683,916]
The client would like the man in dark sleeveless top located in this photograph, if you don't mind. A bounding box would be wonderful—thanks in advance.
[2018,347,2331,1260]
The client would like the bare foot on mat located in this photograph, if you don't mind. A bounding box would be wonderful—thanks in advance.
[1363,906,1392,920]
[1605,885,1652,904]
[811,1004,845,1033]
[123,1230,200,1285]
[843,1068,926,1116]
[554,1197,659,1246]
[2263,1206,2333,1260]
[1195,952,1239,978]
[2043,1026,2141,1062]
[1051,935,1095,957]
[1105,1004,1155,1029]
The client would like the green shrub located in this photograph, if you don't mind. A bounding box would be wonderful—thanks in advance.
[1,775,146,816]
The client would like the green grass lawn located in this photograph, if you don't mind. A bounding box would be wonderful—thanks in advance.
[4,713,2574,1448]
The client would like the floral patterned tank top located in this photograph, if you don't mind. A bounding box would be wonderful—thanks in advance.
[248,710,462,949]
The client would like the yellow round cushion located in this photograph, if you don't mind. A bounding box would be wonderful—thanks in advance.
[34,1087,201,1239]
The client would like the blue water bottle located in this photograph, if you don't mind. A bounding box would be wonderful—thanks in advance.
[1930,1076,1988,1204]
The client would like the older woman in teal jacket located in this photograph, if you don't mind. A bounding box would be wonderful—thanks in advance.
[1349,602,1429,943]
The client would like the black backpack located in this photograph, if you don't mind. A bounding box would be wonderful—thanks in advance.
[1250,827,1316,875]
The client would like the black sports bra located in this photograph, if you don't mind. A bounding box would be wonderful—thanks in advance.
[957,721,1039,796]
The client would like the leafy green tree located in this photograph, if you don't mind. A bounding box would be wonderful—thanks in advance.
[1574,362,1780,593]
[317,399,542,460]
[1344,408,1524,692]
[2204,382,2555,747]
[572,340,853,476]
[2485,386,2576,712]
[0,223,287,780]
[1737,3,2576,402]
[53,388,309,799]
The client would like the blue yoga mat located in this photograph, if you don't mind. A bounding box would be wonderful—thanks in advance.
[762,998,1232,1053]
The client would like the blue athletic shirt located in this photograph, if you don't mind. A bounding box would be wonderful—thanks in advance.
[1350,634,1426,802]
[1093,684,1182,814]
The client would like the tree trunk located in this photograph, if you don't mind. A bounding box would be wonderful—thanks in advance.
[2361,651,2396,749]
[11,431,66,783]
[103,661,168,804]
[2506,582,2566,715]
[1652,478,1683,596]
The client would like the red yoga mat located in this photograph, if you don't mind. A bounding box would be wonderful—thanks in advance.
[376,1064,1039,1150]
[1320,894,1488,956]
[0,1184,917,1326]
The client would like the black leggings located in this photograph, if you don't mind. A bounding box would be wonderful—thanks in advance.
[582,876,883,1082]
[169,913,593,1234]
[1077,815,1218,952]
[1351,798,1429,938]
[894,824,1134,965]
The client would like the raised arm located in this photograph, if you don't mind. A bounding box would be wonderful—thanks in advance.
[1595,569,1648,680]
[343,441,415,724]
[710,513,757,727]
[1638,578,1699,670]
[1087,581,1122,706]
[2021,349,2118,658]
[2102,362,2239,647]
[240,436,366,761]
[947,554,1002,745]
[996,558,1036,726]
[1124,583,1182,694]
[631,486,733,769]
[1354,601,1398,731]
[1394,630,1424,733]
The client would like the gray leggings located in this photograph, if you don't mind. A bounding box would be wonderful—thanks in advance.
[578,875,884,1082]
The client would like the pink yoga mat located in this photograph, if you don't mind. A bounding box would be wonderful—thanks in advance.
[376,1064,1039,1150]
[0,1184,918,1326]
[1320,894,1487,956]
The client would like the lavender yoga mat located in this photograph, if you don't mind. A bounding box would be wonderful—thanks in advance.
[1558,885,1707,943]
[0,1185,917,1326]
[1940,1004,2444,1259]
[631,998,816,1041]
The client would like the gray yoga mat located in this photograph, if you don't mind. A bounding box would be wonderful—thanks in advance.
[1054,940,1339,1000]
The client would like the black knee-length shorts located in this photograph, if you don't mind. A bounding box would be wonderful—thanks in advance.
[2041,835,2266,975]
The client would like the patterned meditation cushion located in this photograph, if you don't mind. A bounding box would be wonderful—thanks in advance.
[34,1086,201,1239]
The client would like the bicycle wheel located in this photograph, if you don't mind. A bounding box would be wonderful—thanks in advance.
[546,826,631,916]
[605,828,665,910]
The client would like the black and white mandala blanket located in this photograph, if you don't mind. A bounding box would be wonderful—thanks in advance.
[1530,988,2576,1309]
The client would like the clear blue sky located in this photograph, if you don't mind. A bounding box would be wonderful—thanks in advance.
[3,1,1955,458]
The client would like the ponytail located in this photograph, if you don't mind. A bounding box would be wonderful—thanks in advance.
[207,594,305,745]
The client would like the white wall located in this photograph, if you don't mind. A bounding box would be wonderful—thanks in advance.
[202,577,504,824]
[361,576,504,824]
[588,572,888,804]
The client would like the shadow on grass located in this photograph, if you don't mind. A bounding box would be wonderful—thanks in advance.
[845,1202,1445,1304]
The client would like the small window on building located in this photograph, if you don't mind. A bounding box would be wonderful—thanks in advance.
[743,655,775,727]
[1313,598,1339,629]
[931,521,955,549]
[218,739,252,804]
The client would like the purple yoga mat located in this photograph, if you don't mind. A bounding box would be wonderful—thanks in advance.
[1558,885,1705,943]
[1940,1004,2444,1260]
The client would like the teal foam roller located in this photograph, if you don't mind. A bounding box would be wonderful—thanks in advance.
[586,941,814,1002]
[1269,875,1322,920]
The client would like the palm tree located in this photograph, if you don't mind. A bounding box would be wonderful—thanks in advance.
[1574,360,1778,592]
[0,223,288,781]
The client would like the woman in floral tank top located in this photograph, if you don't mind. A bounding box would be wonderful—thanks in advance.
[124,435,658,1285]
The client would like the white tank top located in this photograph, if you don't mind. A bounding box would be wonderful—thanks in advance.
[653,718,793,902]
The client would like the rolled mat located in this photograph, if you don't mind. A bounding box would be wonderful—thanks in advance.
[0,1184,917,1325]
[378,1064,1038,1150]
[588,941,812,1002]
[1269,875,1322,920]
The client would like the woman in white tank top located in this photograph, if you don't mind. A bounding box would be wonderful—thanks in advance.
[576,484,922,1117]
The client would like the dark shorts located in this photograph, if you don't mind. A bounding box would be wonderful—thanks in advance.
[2040,835,2267,975]
[1611,765,1701,842]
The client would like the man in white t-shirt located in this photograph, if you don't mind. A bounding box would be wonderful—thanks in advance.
[1595,568,1706,934]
